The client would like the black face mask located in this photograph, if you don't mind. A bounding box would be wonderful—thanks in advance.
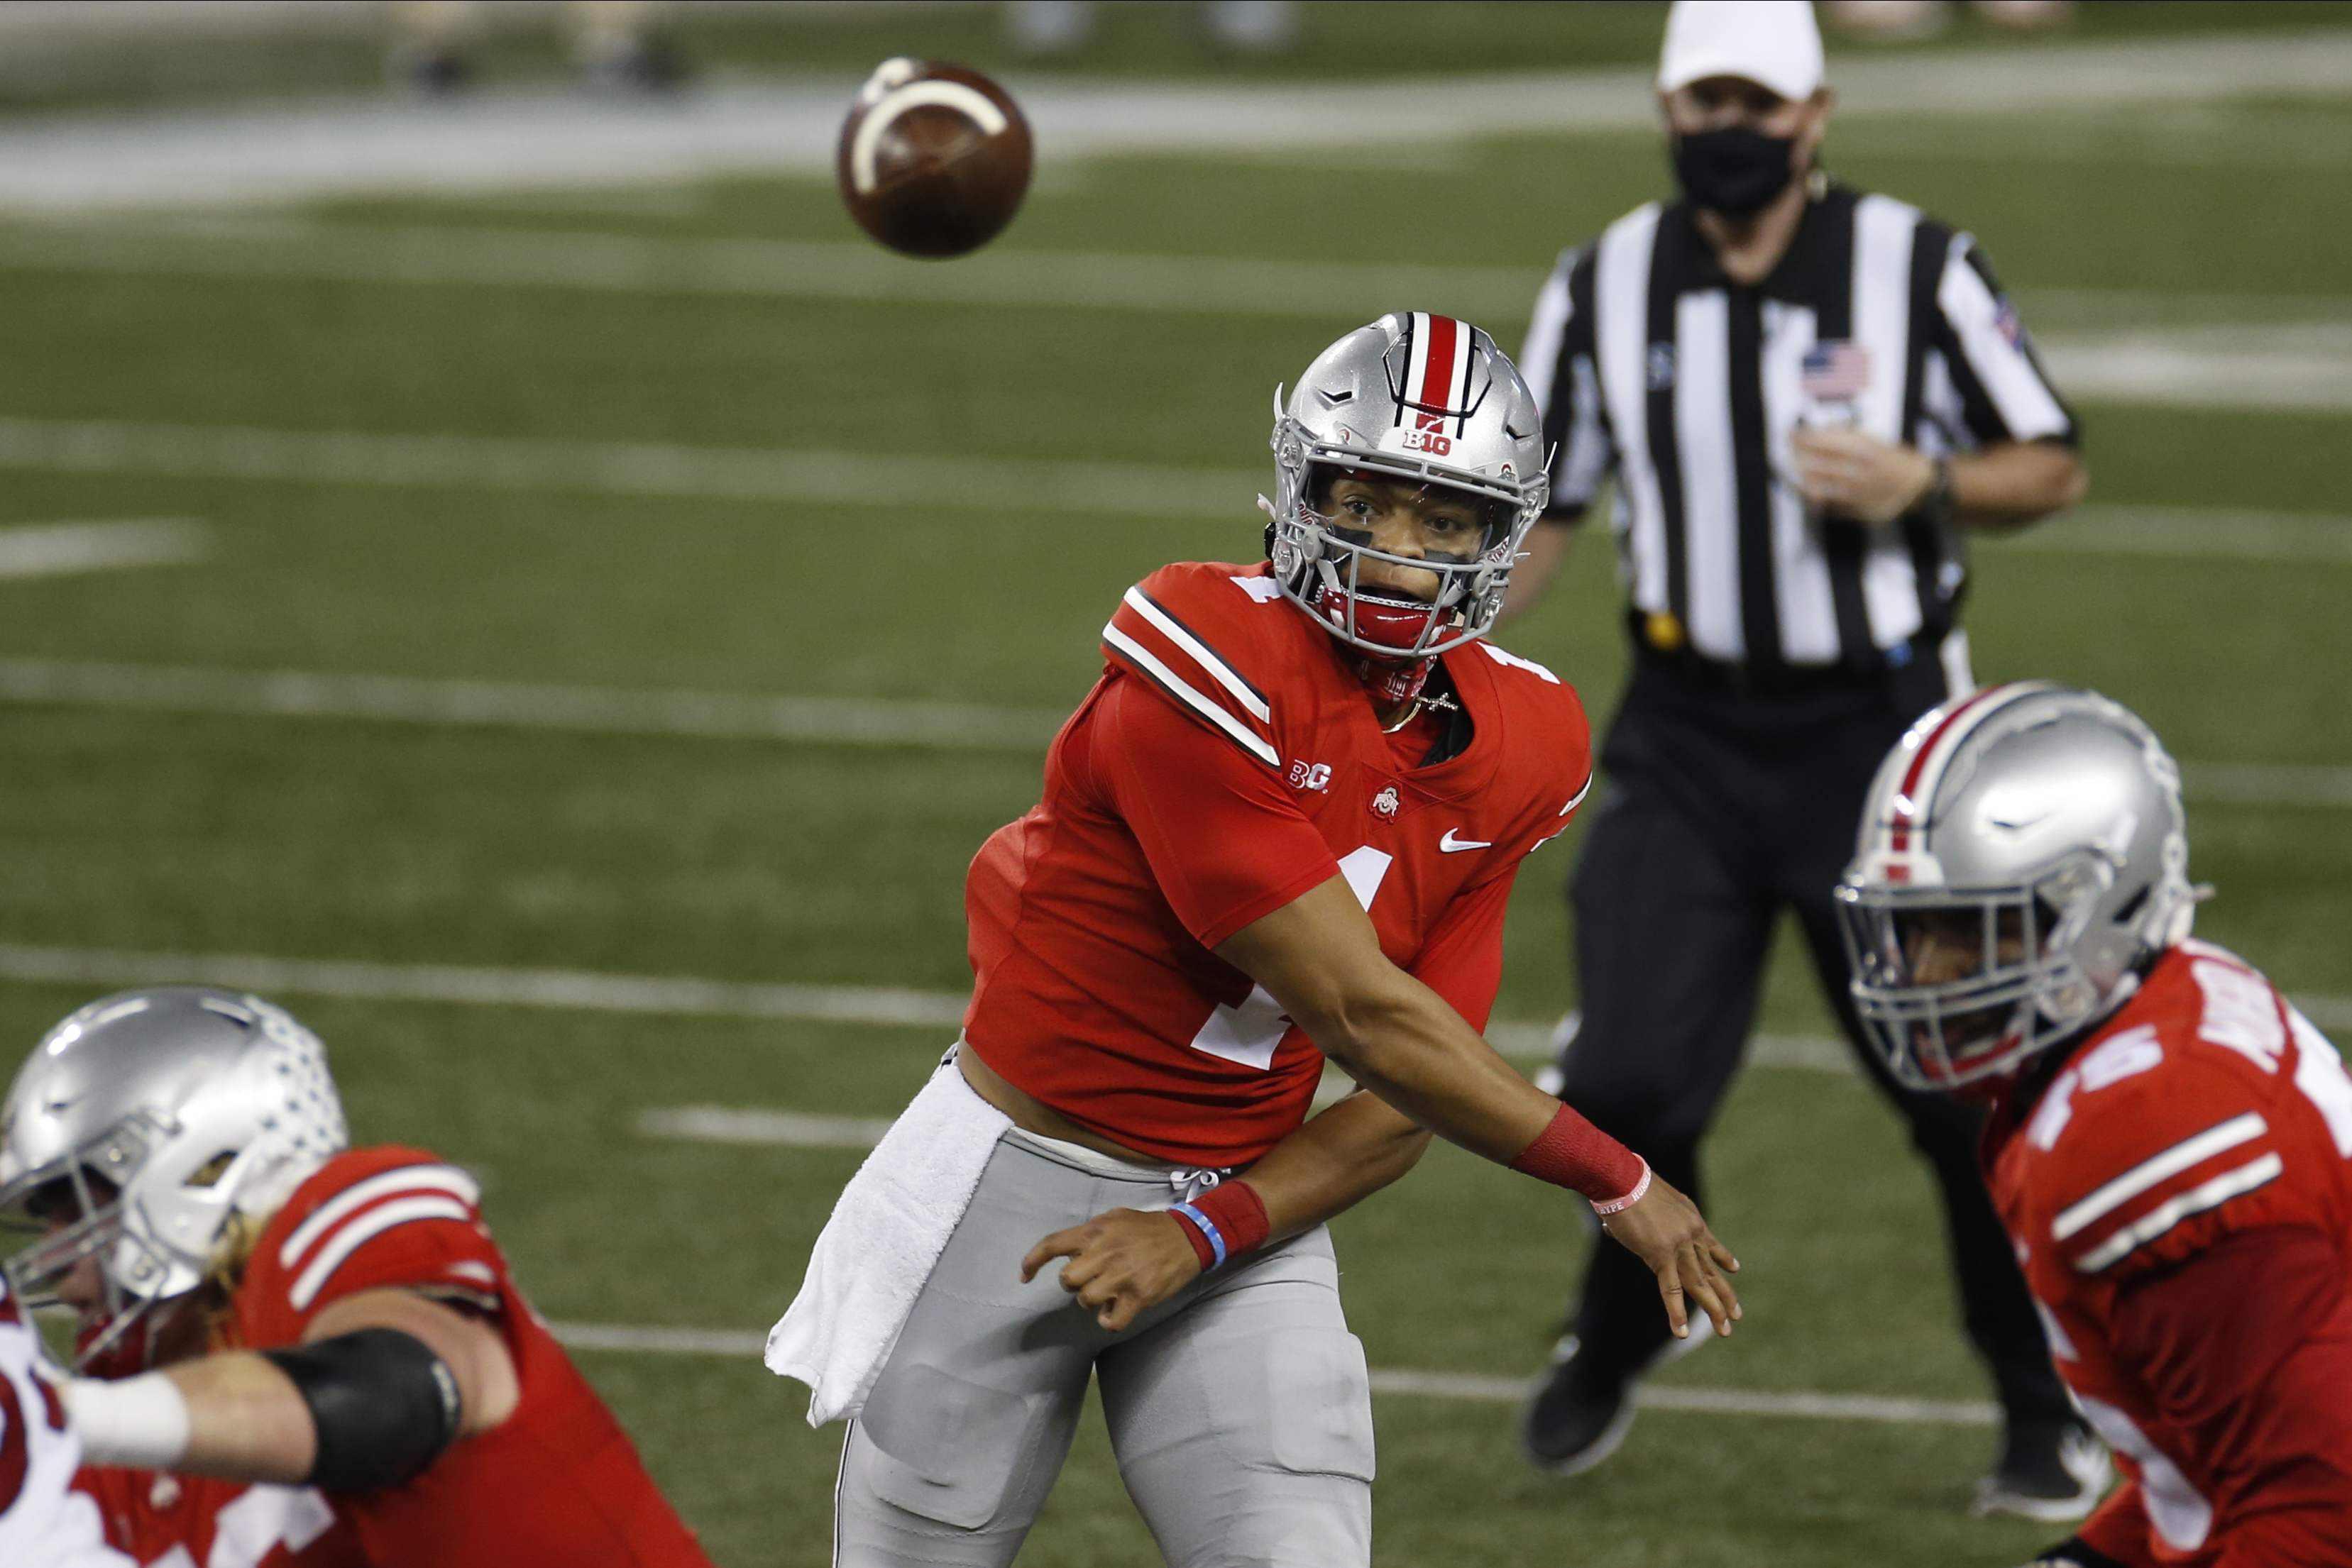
[1671,126,1798,218]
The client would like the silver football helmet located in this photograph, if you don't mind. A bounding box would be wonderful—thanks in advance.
[1835,684,2198,1091]
[1265,312,1549,660]
[0,988,346,1369]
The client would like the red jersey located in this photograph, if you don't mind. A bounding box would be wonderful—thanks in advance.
[964,562,1592,1167]
[1984,940,2352,1567]
[85,1145,713,1568]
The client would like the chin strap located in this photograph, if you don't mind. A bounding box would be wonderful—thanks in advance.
[1353,655,1431,711]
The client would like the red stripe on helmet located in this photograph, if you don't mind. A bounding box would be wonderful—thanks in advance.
[1889,683,2008,850]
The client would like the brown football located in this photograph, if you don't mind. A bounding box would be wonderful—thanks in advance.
[837,59,1033,259]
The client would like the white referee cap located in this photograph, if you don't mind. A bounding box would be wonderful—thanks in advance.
[1658,0,1825,101]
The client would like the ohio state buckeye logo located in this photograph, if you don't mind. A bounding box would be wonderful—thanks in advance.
[1371,785,1400,820]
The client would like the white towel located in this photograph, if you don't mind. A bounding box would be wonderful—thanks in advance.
[765,1054,1012,1427]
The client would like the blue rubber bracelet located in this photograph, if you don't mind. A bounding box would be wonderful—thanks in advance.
[1169,1202,1226,1268]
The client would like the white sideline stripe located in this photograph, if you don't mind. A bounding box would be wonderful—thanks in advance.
[1101,622,1278,766]
[2052,1112,2267,1241]
[0,416,1260,521]
[1121,587,1270,721]
[287,1194,474,1311]
[0,941,2341,1054]
[538,1323,1999,1425]
[0,519,209,579]
[637,1106,896,1150]
[276,1164,480,1269]
[0,942,973,1028]
[0,658,1064,752]
[2074,1153,2285,1274]
[1994,504,2352,565]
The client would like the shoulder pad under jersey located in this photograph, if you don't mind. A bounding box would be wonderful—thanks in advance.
[248,1147,500,1330]
[2015,944,2351,1280]
[1101,563,1295,768]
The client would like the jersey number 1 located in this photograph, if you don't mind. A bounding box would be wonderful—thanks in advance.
[1189,847,1392,1072]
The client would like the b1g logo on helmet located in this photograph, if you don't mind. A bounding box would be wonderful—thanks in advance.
[1405,415,1453,457]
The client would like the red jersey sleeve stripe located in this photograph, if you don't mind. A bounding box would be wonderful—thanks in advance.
[2051,1112,2268,1241]
[288,1193,478,1310]
[2072,1152,2284,1274]
[1119,587,1270,721]
[276,1164,480,1269]
[1102,623,1280,766]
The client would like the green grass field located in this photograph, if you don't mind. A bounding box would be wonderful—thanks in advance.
[2,13,2350,1567]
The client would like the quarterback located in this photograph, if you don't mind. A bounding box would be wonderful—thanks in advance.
[1836,683,2352,1568]
[770,314,1741,1567]
[0,986,715,1567]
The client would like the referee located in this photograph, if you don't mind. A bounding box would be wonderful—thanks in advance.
[1507,1,2099,1517]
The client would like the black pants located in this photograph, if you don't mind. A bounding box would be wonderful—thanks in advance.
[1556,649,2071,1430]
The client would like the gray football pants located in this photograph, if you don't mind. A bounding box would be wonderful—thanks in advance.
[835,1129,1374,1568]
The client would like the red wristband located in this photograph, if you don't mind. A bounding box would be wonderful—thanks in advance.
[1167,1179,1270,1271]
[1508,1104,1647,1208]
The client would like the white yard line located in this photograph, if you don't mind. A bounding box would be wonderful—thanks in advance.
[1,31,2350,212]
[0,219,1544,325]
[540,1320,1999,1424]
[6,417,2352,542]
[0,416,1259,519]
[637,1105,898,1149]
[4,656,2345,813]
[0,658,1063,751]
[8,222,2352,412]
[0,519,208,579]
[1996,504,2352,564]
[2035,327,2352,414]
[0,942,972,1028]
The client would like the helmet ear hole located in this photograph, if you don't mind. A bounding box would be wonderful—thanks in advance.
[2111,885,2150,925]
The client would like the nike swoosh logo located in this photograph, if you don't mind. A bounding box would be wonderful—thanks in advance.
[1439,829,1493,853]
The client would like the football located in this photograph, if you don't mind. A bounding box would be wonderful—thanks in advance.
[837,58,1033,259]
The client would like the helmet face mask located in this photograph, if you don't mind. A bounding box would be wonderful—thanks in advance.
[1835,685,2196,1093]
[1266,314,1549,662]
[0,988,348,1370]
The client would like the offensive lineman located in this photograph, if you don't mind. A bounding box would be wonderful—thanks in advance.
[769,314,1742,1566]
[1835,683,2352,1567]
[0,986,716,1567]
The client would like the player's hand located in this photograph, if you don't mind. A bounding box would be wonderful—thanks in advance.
[1597,1174,1741,1340]
[1021,1208,1203,1332]
[1790,426,1937,524]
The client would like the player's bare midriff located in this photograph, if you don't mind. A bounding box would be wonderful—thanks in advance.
[957,1046,1189,1171]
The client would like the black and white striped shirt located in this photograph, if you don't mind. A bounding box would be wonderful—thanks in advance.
[1522,181,2077,673]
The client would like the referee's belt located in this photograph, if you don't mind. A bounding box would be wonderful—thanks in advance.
[1628,608,1941,697]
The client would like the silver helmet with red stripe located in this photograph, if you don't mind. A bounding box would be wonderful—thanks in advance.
[1834,684,2197,1091]
[1265,313,1549,660]
[0,988,346,1370]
